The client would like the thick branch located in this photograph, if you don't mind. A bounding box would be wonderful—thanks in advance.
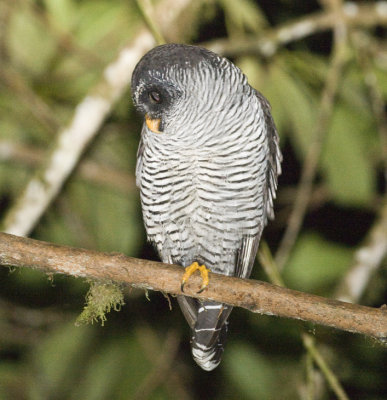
[0,232,385,343]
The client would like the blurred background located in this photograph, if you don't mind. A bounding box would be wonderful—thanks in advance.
[0,0,386,399]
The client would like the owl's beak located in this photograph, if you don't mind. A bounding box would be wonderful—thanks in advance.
[145,114,162,134]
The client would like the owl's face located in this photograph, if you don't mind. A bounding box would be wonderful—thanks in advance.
[131,44,242,138]
[131,71,182,134]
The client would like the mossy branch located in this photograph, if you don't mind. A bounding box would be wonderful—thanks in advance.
[0,232,386,344]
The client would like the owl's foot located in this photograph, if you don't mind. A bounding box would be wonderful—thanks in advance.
[181,262,210,294]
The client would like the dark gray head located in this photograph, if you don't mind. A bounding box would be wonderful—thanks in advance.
[131,44,249,137]
[131,44,223,87]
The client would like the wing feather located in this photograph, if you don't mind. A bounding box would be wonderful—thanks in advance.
[235,92,282,279]
[255,90,282,221]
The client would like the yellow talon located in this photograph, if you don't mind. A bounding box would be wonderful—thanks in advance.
[181,262,210,293]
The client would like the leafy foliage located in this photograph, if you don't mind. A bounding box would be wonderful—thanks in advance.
[0,0,386,399]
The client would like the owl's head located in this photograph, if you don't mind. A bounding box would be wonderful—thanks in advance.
[131,44,247,136]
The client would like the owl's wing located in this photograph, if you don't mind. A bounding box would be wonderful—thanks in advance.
[235,235,261,279]
[235,92,282,280]
[255,90,282,221]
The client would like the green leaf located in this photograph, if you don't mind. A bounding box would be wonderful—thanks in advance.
[35,179,142,255]
[321,103,376,206]
[269,60,318,156]
[219,0,268,36]
[76,1,135,50]
[7,5,57,76]
[285,51,328,90]
[374,66,387,99]
[284,233,353,294]
[70,183,142,253]
[44,0,76,30]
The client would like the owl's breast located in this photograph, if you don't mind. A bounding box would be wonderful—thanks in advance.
[139,143,264,271]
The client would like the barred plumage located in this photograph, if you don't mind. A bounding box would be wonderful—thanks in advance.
[131,44,281,371]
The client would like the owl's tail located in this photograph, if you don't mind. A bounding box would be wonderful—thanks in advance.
[177,296,233,371]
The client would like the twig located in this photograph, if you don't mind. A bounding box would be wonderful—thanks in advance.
[135,325,191,400]
[0,0,194,237]
[135,0,166,46]
[259,242,350,400]
[335,199,387,303]
[274,8,349,271]
[0,298,70,345]
[0,140,137,194]
[330,35,387,305]
[267,5,352,398]
[22,0,104,67]
[205,2,387,57]
[302,333,349,400]
[0,298,69,327]
[0,232,386,343]
[304,351,315,400]
[0,66,60,133]
[133,328,181,400]
[258,241,284,287]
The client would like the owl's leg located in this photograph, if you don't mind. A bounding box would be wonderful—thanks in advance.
[181,262,210,293]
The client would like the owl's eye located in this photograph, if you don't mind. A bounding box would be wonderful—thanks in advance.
[149,91,161,104]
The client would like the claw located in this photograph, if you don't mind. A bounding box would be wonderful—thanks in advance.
[181,262,210,293]
[197,284,207,294]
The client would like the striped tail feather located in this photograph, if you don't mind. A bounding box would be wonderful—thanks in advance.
[177,296,232,371]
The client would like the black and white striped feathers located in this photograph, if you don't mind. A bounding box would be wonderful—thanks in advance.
[131,44,281,371]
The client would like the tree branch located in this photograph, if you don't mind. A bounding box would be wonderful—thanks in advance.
[0,232,386,344]
[335,199,387,303]
[205,2,387,57]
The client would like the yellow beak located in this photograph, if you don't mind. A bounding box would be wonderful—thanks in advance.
[145,114,162,134]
